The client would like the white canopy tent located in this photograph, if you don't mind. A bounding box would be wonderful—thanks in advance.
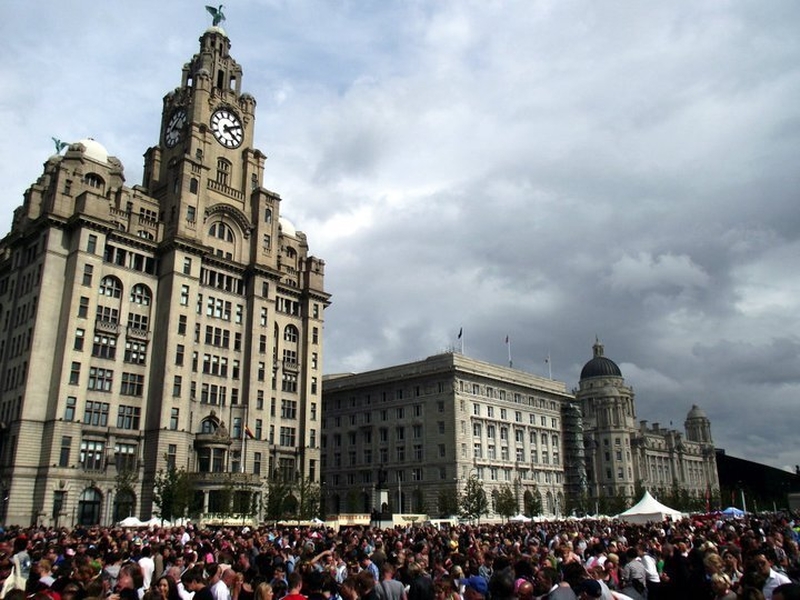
[509,513,532,522]
[616,491,683,524]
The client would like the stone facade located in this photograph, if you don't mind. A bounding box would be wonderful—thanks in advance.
[0,25,328,526]
[578,340,719,507]
[322,343,719,518]
[321,353,573,518]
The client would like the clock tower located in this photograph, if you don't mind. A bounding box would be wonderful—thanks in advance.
[143,24,276,260]
[0,14,328,526]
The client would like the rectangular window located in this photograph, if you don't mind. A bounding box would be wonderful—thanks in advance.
[80,440,105,471]
[175,344,185,366]
[253,451,262,476]
[74,328,85,351]
[91,333,117,360]
[180,285,189,305]
[69,361,81,385]
[166,444,177,470]
[59,436,72,467]
[82,264,93,286]
[282,372,297,393]
[87,234,98,254]
[116,405,141,429]
[279,427,297,447]
[173,375,182,397]
[64,396,77,421]
[183,257,192,275]
[123,340,147,364]
[83,401,110,426]
[281,399,297,420]
[87,367,113,391]
[170,408,179,430]
[114,442,138,472]
[178,315,187,335]
[120,372,144,396]
[78,297,89,319]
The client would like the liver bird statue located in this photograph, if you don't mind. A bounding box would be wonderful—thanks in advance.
[52,138,68,154]
[206,4,226,26]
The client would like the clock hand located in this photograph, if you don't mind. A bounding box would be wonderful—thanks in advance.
[224,124,243,132]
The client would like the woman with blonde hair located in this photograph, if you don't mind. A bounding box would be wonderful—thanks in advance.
[254,582,275,600]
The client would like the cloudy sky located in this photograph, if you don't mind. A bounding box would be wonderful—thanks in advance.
[3,1,799,472]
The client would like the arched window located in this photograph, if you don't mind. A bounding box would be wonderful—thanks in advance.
[264,208,272,223]
[77,488,103,525]
[209,222,234,242]
[201,418,218,434]
[85,173,104,189]
[283,324,299,343]
[541,433,548,446]
[99,276,122,298]
[216,158,231,186]
[129,284,151,306]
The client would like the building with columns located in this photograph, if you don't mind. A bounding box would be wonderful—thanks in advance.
[322,343,719,519]
[0,23,328,526]
[577,339,718,506]
[322,353,573,519]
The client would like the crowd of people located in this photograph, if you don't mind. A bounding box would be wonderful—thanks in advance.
[1,512,799,600]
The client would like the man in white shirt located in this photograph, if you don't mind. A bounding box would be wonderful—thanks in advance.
[756,549,791,600]
[138,546,155,590]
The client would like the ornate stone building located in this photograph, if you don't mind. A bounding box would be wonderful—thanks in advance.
[322,353,572,518]
[578,339,718,507]
[322,343,719,519]
[0,23,328,526]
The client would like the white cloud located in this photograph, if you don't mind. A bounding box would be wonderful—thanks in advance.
[2,0,800,469]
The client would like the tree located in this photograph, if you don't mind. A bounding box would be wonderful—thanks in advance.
[496,484,518,520]
[264,471,293,523]
[460,476,488,522]
[438,487,460,517]
[297,476,321,520]
[153,464,193,522]
[524,488,543,516]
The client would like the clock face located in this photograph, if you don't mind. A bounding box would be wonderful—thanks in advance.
[165,109,187,148]
[210,108,244,149]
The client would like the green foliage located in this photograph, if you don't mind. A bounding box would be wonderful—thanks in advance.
[495,484,518,520]
[460,475,488,522]
[524,488,543,516]
[264,471,293,522]
[153,463,193,521]
[438,487,460,517]
[297,477,321,520]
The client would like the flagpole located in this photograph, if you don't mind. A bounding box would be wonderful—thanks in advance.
[546,352,552,379]
[242,403,248,474]
[507,336,512,368]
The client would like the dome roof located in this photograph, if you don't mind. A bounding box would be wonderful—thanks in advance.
[279,217,297,237]
[76,138,109,164]
[686,404,707,420]
[580,339,622,379]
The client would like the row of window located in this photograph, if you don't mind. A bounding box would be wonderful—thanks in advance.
[472,442,560,465]
[472,404,559,428]
[67,364,144,396]
[64,397,143,428]
[59,437,139,472]
[472,423,560,447]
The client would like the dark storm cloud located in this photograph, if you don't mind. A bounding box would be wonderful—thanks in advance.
[2,0,799,469]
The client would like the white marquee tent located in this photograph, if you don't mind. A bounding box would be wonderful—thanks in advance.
[616,490,683,524]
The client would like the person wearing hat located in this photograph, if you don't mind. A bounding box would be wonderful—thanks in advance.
[461,576,488,600]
